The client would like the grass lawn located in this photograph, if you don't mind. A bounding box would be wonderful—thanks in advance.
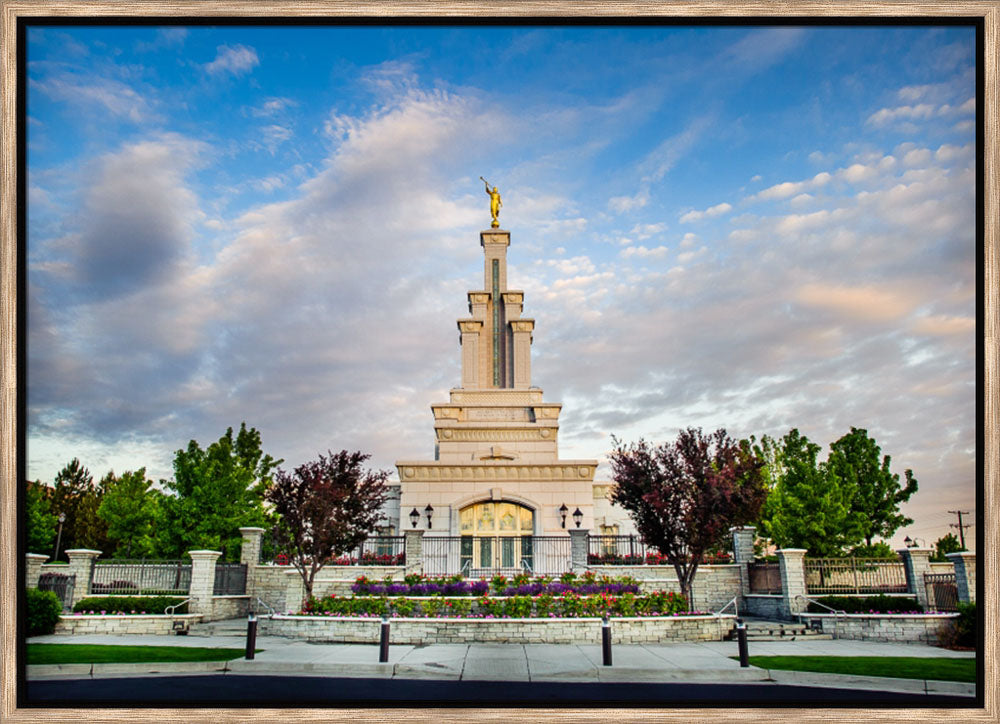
[739,656,976,683]
[27,644,259,666]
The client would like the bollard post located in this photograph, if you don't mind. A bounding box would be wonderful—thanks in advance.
[736,618,749,668]
[245,611,258,660]
[602,616,612,666]
[379,614,390,663]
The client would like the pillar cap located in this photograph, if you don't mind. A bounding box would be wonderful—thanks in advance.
[187,549,223,557]
[945,551,975,559]
[897,547,934,554]
[239,527,266,534]
[26,553,50,560]
[64,548,102,556]
[776,548,807,553]
[729,526,756,533]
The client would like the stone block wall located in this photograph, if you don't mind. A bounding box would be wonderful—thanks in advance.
[53,614,203,636]
[587,565,741,611]
[209,596,250,621]
[742,595,784,619]
[800,613,958,644]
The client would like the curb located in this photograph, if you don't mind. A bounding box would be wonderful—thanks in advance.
[28,660,234,679]
[764,669,976,697]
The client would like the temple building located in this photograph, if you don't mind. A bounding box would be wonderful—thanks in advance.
[385,210,636,572]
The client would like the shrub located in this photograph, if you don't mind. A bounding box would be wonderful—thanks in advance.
[391,598,415,617]
[72,596,187,615]
[939,601,976,649]
[807,595,922,614]
[27,588,63,636]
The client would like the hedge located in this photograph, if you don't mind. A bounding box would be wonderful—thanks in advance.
[72,595,188,615]
[807,594,923,614]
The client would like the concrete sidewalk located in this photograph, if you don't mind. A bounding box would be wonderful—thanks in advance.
[25,631,977,697]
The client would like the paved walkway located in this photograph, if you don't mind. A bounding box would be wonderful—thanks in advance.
[26,631,976,696]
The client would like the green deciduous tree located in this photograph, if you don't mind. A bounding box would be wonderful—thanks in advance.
[97,469,161,558]
[157,423,280,560]
[931,532,965,562]
[828,427,918,547]
[265,450,390,604]
[760,429,864,557]
[25,480,57,554]
[609,428,767,610]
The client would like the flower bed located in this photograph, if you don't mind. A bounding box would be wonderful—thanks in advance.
[351,571,641,597]
[305,590,691,618]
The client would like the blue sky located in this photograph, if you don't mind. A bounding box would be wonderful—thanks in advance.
[25,24,977,549]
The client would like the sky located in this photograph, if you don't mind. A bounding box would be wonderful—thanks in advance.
[24,23,978,551]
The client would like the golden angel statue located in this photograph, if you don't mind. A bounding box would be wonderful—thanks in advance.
[480,176,502,228]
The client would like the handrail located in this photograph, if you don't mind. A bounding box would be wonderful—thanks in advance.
[520,558,533,575]
[253,597,277,619]
[792,593,846,639]
[714,596,739,618]
[164,598,191,616]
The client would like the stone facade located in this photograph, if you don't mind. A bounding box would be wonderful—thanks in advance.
[265,614,733,644]
[776,549,808,617]
[63,549,101,608]
[187,550,222,616]
[946,551,976,603]
[26,553,49,588]
[898,547,934,610]
[54,614,202,636]
[800,613,958,644]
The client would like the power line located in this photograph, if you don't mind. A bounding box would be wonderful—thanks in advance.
[948,510,972,549]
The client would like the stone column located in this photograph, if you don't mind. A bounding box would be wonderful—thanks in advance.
[569,529,589,573]
[26,553,49,589]
[404,529,424,575]
[64,549,101,607]
[458,320,483,389]
[898,547,933,611]
[187,550,221,618]
[946,551,976,603]
[730,526,756,598]
[284,569,305,613]
[240,527,266,600]
[776,548,807,618]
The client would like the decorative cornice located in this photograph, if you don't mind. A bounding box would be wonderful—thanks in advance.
[457,319,483,333]
[510,319,535,333]
[395,462,598,483]
[448,389,543,404]
[480,230,510,246]
[468,292,491,305]
[436,427,556,442]
[502,291,524,304]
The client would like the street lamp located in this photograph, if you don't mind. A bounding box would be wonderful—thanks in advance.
[54,512,66,562]
[904,536,925,548]
[424,504,434,529]
[409,508,420,529]
[559,503,569,529]
[572,508,583,529]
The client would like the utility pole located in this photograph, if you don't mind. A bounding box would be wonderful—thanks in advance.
[948,510,971,549]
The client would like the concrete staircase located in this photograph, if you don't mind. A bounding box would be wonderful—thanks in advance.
[187,617,275,638]
[725,617,834,642]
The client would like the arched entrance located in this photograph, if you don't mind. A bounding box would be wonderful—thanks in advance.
[459,501,535,574]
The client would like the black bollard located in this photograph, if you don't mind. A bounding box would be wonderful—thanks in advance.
[245,611,257,660]
[602,616,612,666]
[379,614,390,663]
[736,618,749,668]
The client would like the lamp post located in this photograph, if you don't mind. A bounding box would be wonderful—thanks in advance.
[424,504,434,530]
[409,508,420,529]
[572,508,583,529]
[904,536,925,548]
[559,503,568,529]
[54,512,66,562]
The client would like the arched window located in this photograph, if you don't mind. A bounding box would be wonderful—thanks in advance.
[458,501,535,573]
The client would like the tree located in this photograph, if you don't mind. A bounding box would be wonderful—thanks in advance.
[25,481,57,554]
[828,427,918,547]
[931,533,965,562]
[98,469,161,558]
[73,474,111,552]
[761,429,863,557]
[49,459,98,557]
[265,450,390,605]
[608,428,767,610]
[157,423,280,560]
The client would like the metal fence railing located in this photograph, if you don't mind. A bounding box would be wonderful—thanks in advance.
[925,572,959,611]
[587,535,654,565]
[90,560,192,595]
[748,562,782,594]
[38,572,76,610]
[421,536,572,577]
[213,563,248,595]
[264,537,407,566]
[804,557,908,595]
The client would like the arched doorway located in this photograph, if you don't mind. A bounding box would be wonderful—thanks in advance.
[459,501,534,574]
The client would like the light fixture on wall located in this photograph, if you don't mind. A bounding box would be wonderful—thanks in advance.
[409,508,420,529]
[903,536,924,548]
[425,504,434,529]
[572,508,583,529]
[559,503,569,529]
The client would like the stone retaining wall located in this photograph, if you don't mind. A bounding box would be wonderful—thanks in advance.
[210,595,250,621]
[799,613,959,644]
[54,614,202,636]
[742,594,784,619]
[587,565,742,611]
[265,614,733,644]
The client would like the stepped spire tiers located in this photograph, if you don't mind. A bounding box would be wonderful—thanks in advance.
[396,228,597,538]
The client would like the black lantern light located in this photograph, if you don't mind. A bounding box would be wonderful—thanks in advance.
[425,504,434,529]
[409,508,420,529]
[559,503,569,529]
[572,508,584,529]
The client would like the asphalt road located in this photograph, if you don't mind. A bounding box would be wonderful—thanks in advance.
[24,675,976,708]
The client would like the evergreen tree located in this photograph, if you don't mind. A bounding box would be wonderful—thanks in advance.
[931,532,965,562]
[25,480,57,554]
[50,459,94,557]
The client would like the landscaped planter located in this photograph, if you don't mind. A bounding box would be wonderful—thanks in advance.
[798,613,959,644]
[265,614,734,644]
[54,614,203,636]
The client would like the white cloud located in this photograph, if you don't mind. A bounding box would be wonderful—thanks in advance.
[679,202,732,223]
[866,103,936,126]
[620,245,669,260]
[751,171,830,202]
[204,44,259,76]
[32,74,156,123]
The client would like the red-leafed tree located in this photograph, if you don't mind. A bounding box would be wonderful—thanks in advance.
[265,450,390,605]
[609,428,767,610]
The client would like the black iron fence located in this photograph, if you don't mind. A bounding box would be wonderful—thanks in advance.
[213,563,248,595]
[265,537,406,566]
[586,535,732,565]
[90,560,192,595]
[805,557,908,595]
[747,562,782,594]
[38,572,76,610]
[422,536,572,577]
[924,572,959,611]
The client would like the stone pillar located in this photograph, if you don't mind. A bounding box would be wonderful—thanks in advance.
[777,549,808,618]
[187,550,222,618]
[510,319,534,390]
[458,320,483,388]
[64,549,101,607]
[730,526,756,598]
[404,529,424,575]
[240,527,265,600]
[26,553,49,589]
[569,529,589,573]
[946,551,976,603]
[898,547,933,611]
[284,569,305,613]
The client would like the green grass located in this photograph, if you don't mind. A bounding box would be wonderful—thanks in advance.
[27,644,259,665]
[738,656,976,683]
